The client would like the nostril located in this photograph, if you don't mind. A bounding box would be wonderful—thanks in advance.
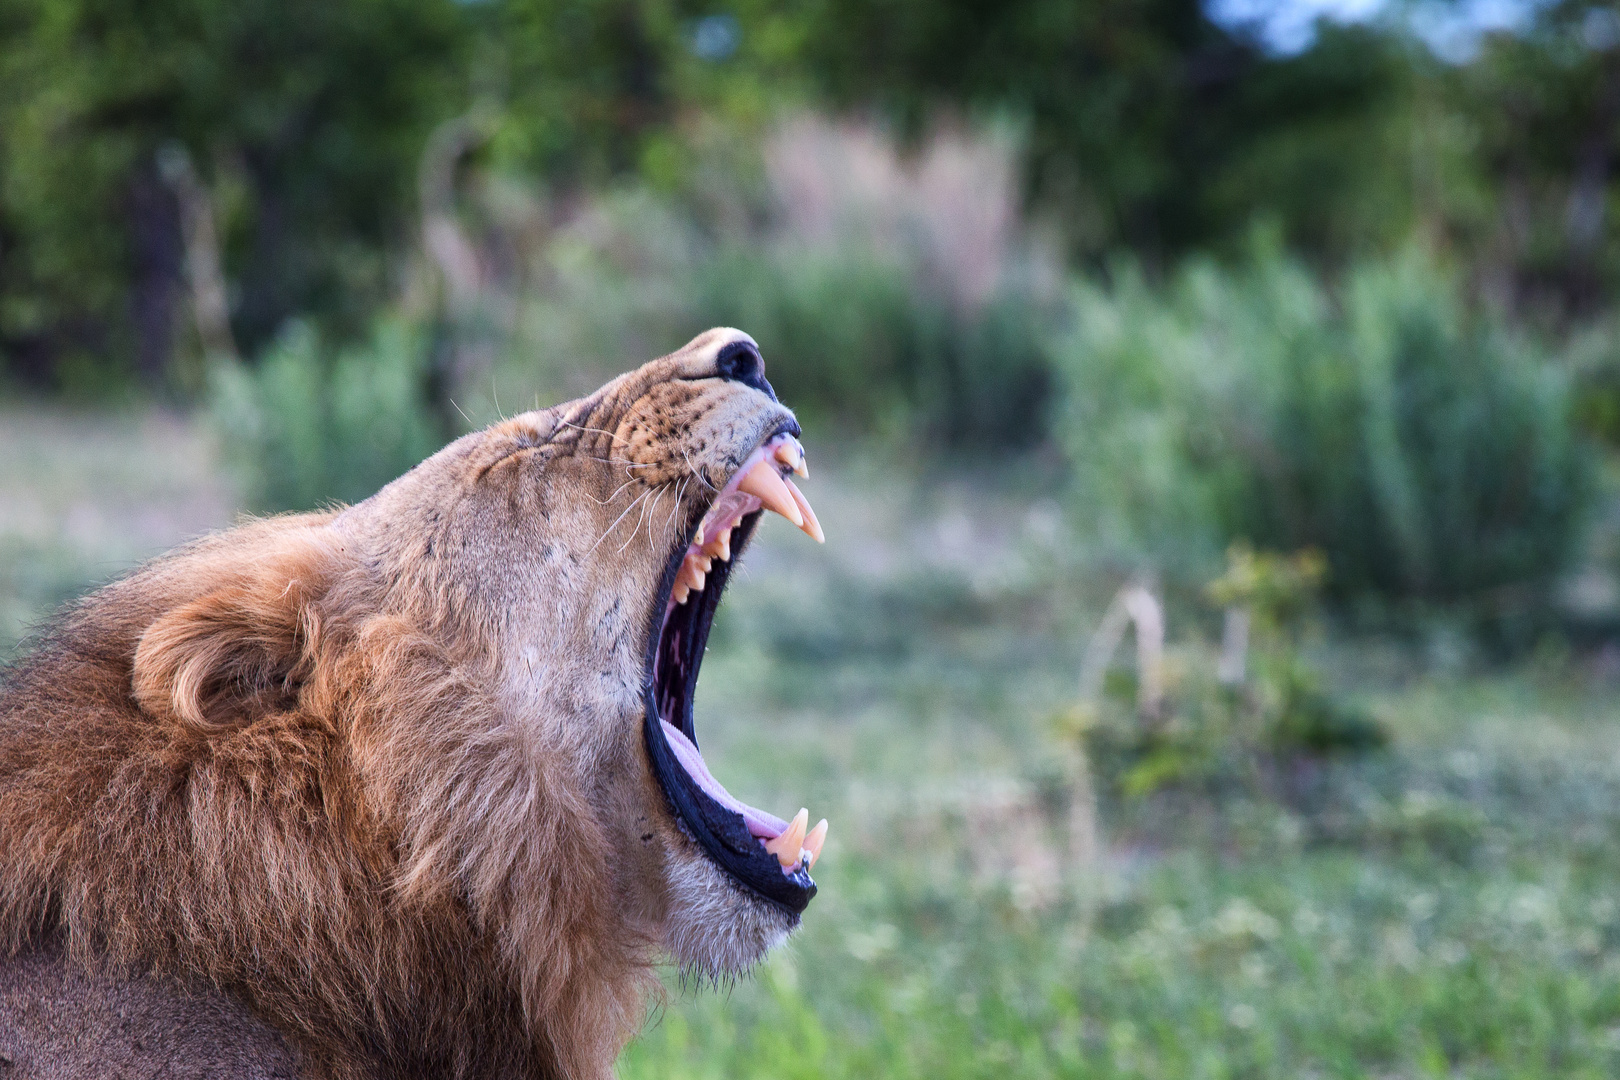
[715,340,776,401]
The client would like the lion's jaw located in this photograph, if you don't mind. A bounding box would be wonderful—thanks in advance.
[338,328,822,979]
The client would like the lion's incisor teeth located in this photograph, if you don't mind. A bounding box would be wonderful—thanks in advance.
[694,553,713,574]
[783,477,824,544]
[803,818,828,870]
[764,808,809,869]
[773,437,808,479]
[673,581,691,605]
[738,460,804,529]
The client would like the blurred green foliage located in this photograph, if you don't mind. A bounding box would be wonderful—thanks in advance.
[210,318,443,510]
[695,251,1054,449]
[0,0,471,381]
[1206,546,1386,755]
[800,3,1416,261]
[1056,243,1595,608]
[8,0,1620,620]
[11,0,1620,390]
[207,209,1597,618]
[1076,546,1384,801]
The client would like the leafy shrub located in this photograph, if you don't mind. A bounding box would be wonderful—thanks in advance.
[1205,545,1386,756]
[1054,245,1594,608]
[1072,547,1384,802]
[209,318,445,511]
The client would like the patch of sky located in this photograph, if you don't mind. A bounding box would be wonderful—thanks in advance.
[689,14,740,62]
[1206,0,1553,60]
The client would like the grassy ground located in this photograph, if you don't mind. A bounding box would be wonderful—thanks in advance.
[5,411,1620,1078]
[0,406,235,653]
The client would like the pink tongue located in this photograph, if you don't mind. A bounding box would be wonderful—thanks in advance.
[660,719,788,839]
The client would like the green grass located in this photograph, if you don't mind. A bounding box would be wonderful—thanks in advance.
[627,847,1620,1078]
[624,667,1620,1078]
[6,411,1620,1078]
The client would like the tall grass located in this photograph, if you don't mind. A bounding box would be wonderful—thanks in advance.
[1055,245,1594,612]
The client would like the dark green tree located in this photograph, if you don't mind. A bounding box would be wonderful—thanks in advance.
[790,0,1414,263]
[0,0,471,389]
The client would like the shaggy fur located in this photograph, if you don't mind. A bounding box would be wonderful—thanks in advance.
[0,329,803,1080]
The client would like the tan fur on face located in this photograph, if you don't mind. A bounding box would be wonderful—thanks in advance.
[0,329,803,1080]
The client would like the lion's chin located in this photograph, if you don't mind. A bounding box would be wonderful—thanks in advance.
[662,850,800,977]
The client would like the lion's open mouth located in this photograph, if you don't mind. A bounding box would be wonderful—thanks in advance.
[643,432,826,914]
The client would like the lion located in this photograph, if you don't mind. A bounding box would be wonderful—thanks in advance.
[0,328,829,1080]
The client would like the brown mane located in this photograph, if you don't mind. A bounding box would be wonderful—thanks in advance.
[0,513,644,1078]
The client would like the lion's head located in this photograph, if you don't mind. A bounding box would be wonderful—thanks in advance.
[338,326,828,973]
[0,328,828,1079]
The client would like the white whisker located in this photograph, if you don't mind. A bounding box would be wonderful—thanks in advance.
[561,420,629,444]
[622,484,662,554]
[582,475,642,506]
[664,476,690,541]
[682,449,718,492]
[588,490,651,555]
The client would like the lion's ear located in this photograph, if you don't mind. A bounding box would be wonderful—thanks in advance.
[132,531,343,731]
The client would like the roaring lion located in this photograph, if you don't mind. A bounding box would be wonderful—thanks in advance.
[0,329,828,1079]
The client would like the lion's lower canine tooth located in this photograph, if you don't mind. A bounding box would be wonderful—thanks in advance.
[764,808,809,869]
[738,461,804,529]
[803,818,828,869]
[783,477,824,544]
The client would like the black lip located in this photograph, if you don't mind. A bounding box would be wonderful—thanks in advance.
[642,508,817,915]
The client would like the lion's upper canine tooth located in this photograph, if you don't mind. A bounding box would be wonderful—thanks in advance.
[783,477,824,544]
[764,808,809,869]
[773,437,809,479]
[803,818,828,870]
[737,460,804,529]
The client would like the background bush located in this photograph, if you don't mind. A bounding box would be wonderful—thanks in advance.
[210,318,443,511]
[1055,244,1594,609]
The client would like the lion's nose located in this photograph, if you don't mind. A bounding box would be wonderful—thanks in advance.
[715,339,775,400]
